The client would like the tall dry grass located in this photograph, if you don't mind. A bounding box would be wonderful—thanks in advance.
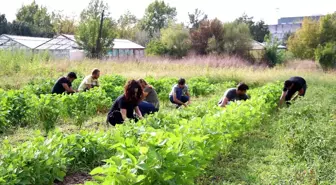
[0,52,335,89]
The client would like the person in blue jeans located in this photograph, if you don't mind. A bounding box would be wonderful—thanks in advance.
[138,79,159,116]
[169,78,191,108]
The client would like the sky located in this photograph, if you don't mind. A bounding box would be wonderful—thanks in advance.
[0,0,335,25]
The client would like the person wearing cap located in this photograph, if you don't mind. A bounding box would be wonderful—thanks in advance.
[169,78,191,108]
[218,82,249,107]
[51,72,78,94]
[279,76,307,106]
[78,68,100,92]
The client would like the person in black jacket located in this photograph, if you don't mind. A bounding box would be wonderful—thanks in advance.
[279,76,307,106]
[51,72,78,94]
[107,80,144,126]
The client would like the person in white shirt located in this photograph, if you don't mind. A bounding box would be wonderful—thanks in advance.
[78,68,100,92]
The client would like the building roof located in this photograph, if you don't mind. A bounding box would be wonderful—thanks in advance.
[113,39,145,49]
[0,34,50,49]
[34,34,79,50]
[278,15,323,24]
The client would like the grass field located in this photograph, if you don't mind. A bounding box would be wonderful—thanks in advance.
[0,52,335,184]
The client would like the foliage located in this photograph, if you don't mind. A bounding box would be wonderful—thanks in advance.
[319,12,336,45]
[207,19,224,54]
[116,11,138,40]
[51,11,77,34]
[160,23,191,58]
[236,14,270,42]
[315,42,336,70]
[0,13,8,34]
[76,0,117,58]
[190,20,212,55]
[0,83,281,185]
[140,0,177,37]
[188,9,208,29]
[145,40,167,56]
[15,1,54,37]
[263,34,285,67]
[222,22,252,56]
[287,18,320,59]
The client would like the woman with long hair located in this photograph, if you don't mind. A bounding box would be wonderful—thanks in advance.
[107,80,144,126]
[138,79,159,116]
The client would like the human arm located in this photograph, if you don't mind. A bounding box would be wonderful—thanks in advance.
[135,106,143,119]
[186,91,191,104]
[121,109,128,121]
[219,97,229,107]
[173,92,187,107]
[279,90,287,106]
[62,83,77,93]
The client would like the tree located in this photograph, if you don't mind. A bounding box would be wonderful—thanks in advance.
[236,14,269,42]
[145,40,167,56]
[141,0,177,37]
[76,0,117,58]
[287,18,320,59]
[315,42,336,70]
[319,12,336,45]
[0,13,8,34]
[207,18,224,53]
[190,20,212,55]
[222,22,252,56]
[116,11,138,40]
[161,23,191,58]
[188,9,207,29]
[8,21,32,36]
[51,11,77,34]
[16,1,54,37]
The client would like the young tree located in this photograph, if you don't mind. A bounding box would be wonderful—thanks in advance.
[51,11,77,34]
[287,18,320,59]
[76,0,117,58]
[16,1,54,37]
[161,23,191,58]
[222,22,252,56]
[116,11,138,40]
[188,9,208,29]
[140,0,177,37]
[236,14,269,42]
[0,13,8,34]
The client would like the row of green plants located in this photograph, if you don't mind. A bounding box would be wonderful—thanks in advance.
[0,83,281,184]
[0,75,220,133]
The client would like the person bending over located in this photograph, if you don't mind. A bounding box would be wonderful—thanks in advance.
[138,79,159,116]
[107,80,144,126]
[169,78,191,108]
[218,82,249,107]
[78,68,100,92]
[279,76,307,106]
[51,72,78,94]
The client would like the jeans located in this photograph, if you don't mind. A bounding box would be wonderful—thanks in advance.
[138,101,158,116]
[169,95,189,105]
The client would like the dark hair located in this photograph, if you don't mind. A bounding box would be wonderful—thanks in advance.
[237,82,249,91]
[67,72,77,79]
[124,80,143,104]
[178,78,186,85]
[138,78,148,86]
[92,68,100,75]
[284,80,293,88]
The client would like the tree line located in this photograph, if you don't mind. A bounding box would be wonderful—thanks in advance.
[0,0,270,58]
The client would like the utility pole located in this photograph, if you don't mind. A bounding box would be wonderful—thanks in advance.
[95,10,104,58]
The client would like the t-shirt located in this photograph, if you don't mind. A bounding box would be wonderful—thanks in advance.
[169,84,189,96]
[218,88,249,104]
[144,86,160,109]
[283,76,306,92]
[108,95,138,119]
[51,77,71,94]
[78,75,100,91]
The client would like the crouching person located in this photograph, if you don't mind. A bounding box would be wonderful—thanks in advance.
[169,78,190,108]
[137,79,159,116]
[218,82,249,107]
[107,80,143,126]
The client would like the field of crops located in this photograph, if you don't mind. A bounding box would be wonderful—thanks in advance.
[1,55,336,184]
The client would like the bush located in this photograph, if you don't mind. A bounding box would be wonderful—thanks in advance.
[263,35,285,67]
[145,40,167,56]
[315,42,336,70]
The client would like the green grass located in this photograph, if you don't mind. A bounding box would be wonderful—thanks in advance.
[197,81,336,184]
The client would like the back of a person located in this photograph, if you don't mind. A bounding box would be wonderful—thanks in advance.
[169,84,188,96]
[78,75,99,91]
[224,88,248,101]
[144,87,159,109]
[52,77,69,94]
[290,76,306,85]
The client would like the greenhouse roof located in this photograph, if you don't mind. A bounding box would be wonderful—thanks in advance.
[0,34,50,49]
[34,34,79,50]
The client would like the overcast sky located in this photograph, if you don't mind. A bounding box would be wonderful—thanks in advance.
[0,0,335,25]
